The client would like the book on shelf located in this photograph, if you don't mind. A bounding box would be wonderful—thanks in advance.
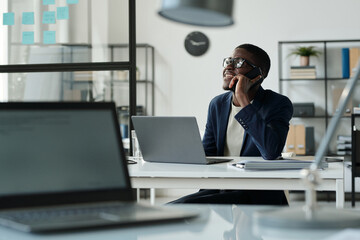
[290,66,316,69]
[290,71,316,75]
[337,143,352,150]
[290,66,316,72]
[349,47,360,77]
[337,139,351,144]
[336,150,352,156]
[290,74,316,79]
[354,107,360,114]
[73,71,94,81]
[290,66,316,79]
[342,48,350,78]
[337,135,351,142]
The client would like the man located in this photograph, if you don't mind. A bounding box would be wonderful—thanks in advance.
[171,43,293,205]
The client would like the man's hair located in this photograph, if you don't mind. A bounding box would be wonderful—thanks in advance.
[236,43,271,79]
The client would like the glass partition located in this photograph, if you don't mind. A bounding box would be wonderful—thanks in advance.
[1,69,149,144]
[5,0,129,65]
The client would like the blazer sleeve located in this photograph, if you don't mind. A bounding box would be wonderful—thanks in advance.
[235,96,293,160]
[202,99,218,156]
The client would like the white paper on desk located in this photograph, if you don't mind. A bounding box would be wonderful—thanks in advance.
[325,229,360,240]
[230,159,328,170]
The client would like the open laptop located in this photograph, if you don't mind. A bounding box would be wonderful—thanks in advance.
[131,116,232,164]
[0,102,197,233]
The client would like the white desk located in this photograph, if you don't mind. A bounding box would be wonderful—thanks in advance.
[129,157,345,208]
[0,204,354,240]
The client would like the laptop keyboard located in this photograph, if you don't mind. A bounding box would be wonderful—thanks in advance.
[0,203,152,224]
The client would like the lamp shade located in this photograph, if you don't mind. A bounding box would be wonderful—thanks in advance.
[159,0,234,27]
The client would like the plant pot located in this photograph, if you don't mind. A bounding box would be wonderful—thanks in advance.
[300,56,310,66]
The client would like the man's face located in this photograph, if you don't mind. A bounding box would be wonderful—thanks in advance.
[222,48,257,90]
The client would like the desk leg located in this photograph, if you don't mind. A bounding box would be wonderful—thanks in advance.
[336,179,345,208]
[136,188,140,203]
[150,188,155,205]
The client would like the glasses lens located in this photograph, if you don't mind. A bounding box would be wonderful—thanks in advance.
[223,57,246,68]
[234,58,245,68]
[223,58,231,68]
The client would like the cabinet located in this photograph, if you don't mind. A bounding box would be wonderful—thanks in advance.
[278,40,360,155]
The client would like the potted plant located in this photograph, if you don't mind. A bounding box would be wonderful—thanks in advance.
[290,46,321,66]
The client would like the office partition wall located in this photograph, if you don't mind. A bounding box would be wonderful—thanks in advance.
[0,0,137,150]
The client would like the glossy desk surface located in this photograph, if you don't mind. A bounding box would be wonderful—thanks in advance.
[0,204,354,240]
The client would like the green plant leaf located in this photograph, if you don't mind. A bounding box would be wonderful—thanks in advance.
[289,46,321,57]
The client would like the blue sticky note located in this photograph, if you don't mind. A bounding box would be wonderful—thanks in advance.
[43,0,55,5]
[42,11,56,24]
[67,0,78,4]
[3,12,15,25]
[57,7,69,20]
[22,32,34,45]
[22,12,34,25]
[43,31,56,44]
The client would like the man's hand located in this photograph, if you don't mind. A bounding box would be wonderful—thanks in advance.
[229,74,262,107]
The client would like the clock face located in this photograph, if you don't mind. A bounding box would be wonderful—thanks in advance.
[184,31,210,56]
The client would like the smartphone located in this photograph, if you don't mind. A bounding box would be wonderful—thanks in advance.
[230,67,263,92]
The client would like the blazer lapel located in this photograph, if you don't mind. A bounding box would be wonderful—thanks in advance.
[218,92,232,155]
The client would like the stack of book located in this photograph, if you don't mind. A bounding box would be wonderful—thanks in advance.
[337,135,352,155]
[290,66,316,79]
[354,107,360,114]
[73,71,93,81]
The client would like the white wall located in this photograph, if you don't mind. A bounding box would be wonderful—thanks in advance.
[136,0,360,135]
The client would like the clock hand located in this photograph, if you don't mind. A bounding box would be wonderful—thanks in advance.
[190,40,198,45]
[196,42,206,46]
[190,40,206,46]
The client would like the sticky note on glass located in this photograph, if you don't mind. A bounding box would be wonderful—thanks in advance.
[43,31,56,44]
[57,7,69,20]
[22,32,34,45]
[22,12,34,25]
[43,0,55,5]
[3,12,15,25]
[67,0,79,4]
[42,11,56,24]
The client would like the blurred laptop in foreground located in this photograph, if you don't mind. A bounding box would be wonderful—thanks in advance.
[0,102,197,233]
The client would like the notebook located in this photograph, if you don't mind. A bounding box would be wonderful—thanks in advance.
[0,102,197,232]
[131,116,232,164]
[231,158,328,170]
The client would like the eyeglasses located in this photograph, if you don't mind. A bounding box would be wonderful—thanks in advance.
[222,57,257,69]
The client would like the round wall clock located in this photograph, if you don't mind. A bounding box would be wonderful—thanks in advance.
[184,31,210,56]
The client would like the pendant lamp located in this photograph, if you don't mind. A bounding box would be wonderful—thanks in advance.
[158,0,234,27]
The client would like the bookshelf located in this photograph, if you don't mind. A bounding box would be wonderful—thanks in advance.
[61,44,155,117]
[278,39,360,155]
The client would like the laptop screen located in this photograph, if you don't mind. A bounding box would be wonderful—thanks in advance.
[0,102,131,206]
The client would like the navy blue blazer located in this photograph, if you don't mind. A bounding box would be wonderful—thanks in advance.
[202,86,293,160]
